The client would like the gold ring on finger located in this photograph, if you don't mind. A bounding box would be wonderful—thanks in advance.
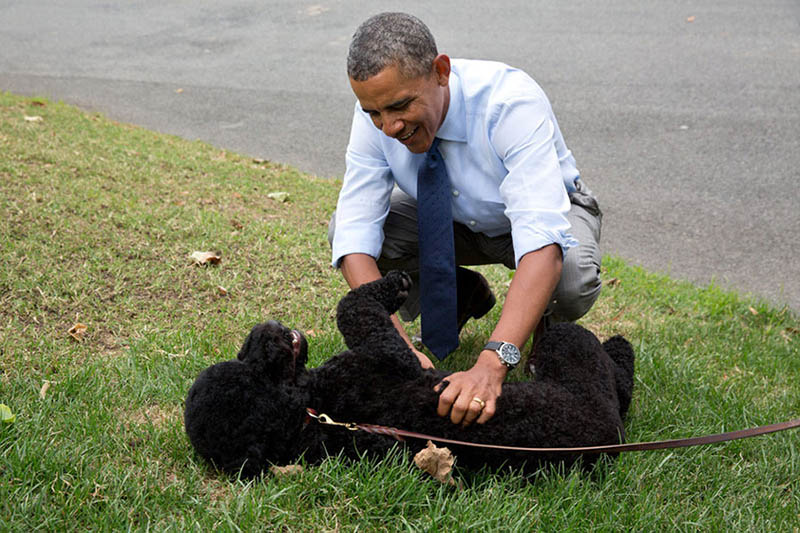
[471,396,486,409]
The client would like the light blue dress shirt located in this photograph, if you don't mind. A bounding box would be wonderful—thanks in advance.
[332,58,580,268]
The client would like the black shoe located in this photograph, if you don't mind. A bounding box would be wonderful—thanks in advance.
[456,267,496,332]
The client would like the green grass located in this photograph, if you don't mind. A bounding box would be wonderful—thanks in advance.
[1,91,799,531]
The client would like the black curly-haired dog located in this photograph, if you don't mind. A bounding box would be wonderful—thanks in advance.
[184,271,634,478]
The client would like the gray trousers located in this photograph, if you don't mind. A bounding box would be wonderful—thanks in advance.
[329,179,603,323]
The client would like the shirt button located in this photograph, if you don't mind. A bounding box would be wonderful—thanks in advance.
[469,220,477,227]
[452,190,460,197]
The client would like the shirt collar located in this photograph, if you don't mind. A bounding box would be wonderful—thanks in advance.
[436,70,467,143]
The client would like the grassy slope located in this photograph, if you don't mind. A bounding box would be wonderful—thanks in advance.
[1,92,798,531]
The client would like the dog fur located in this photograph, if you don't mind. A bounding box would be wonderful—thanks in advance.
[184,271,634,478]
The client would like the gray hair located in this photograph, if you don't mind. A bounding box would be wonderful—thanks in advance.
[347,12,438,81]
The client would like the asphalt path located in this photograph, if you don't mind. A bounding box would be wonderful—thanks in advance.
[2,1,799,311]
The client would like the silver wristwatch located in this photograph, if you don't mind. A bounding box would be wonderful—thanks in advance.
[483,341,521,370]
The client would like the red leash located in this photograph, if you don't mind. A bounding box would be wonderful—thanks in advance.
[306,408,800,454]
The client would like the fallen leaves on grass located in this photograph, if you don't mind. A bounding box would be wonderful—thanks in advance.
[413,440,456,485]
[0,404,15,424]
[269,464,304,477]
[190,251,221,266]
[267,191,290,203]
[781,327,799,342]
[606,278,621,287]
[24,115,43,122]
[68,323,88,341]
[40,380,53,399]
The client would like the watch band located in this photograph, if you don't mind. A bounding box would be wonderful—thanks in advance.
[483,340,520,369]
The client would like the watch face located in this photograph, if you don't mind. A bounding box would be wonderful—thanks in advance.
[499,343,521,365]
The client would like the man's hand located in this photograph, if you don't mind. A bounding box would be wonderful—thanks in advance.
[435,351,506,426]
[433,245,563,426]
[413,346,435,369]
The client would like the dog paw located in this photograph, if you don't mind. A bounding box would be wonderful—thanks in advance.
[343,271,413,317]
[385,270,412,302]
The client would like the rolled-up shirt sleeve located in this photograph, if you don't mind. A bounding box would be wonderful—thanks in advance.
[489,95,578,266]
[331,105,395,268]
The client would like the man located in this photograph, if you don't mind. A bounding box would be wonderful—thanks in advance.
[328,12,602,427]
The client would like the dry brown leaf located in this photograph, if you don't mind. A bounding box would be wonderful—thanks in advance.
[748,307,759,316]
[413,441,456,485]
[267,191,290,203]
[39,380,52,399]
[190,251,221,266]
[269,464,304,477]
[779,327,799,342]
[24,115,43,122]
[68,323,88,341]
[606,277,620,287]
[217,286,228,296]
[31,100,47,107]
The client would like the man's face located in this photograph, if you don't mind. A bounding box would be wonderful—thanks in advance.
[349,56,450,154]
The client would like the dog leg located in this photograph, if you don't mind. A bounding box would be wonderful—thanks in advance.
[335,271,422,376]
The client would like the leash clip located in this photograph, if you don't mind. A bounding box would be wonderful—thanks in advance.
[306,408,358,431]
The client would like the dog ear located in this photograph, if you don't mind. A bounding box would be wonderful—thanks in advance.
[236,323,274,364]
[236,331,254,361]
[235,322,299,383]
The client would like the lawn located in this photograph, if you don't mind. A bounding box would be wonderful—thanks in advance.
[1,92,798,531]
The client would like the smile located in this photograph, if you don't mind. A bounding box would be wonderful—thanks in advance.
[398,126,418,141]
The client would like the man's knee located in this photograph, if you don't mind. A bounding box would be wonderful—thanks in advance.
[550,248,602,321]
[550,280,601,321]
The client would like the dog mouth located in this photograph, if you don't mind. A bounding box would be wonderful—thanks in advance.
[290,330,302,358]
[290,329,309,366]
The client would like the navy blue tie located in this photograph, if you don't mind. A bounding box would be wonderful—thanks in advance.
[417,137,458,360]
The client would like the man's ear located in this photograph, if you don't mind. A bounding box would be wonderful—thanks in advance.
[432,54,451,86]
